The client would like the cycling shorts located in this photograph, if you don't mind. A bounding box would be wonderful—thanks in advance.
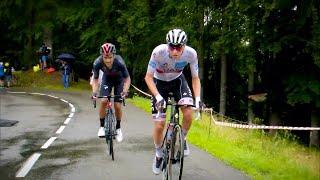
[99,78,124,102]
[151,74,194,119]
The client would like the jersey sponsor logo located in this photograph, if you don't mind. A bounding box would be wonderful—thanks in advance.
[175,61,188,69]
[156,68,183,73]
[149,61,156,68]
[194,63,199,71]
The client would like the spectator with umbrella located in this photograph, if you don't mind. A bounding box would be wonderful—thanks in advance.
[57,53,75,88]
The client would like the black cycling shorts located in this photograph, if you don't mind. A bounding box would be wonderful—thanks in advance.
[151,74,194,119]
[99,78,124,102]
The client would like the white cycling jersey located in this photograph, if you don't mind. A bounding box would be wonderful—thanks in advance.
[147,44,199,81]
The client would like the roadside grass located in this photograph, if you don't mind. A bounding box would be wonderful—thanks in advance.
[127,96,320,180]
[13,70,91,91]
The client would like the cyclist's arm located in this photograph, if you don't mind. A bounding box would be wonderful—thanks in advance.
[145,72,160,97]
[92,78,99,94]
[192,76,201,98]
[123,76,131,93]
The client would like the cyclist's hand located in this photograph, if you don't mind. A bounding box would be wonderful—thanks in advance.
[121,91,128,98]
[91,92,97,100]
[155,94,166,111]
[199,101,206,111]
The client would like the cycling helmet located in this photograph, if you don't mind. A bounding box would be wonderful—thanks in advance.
[166,28,187,46]
[4,62,9,67]
[100,43,116,56]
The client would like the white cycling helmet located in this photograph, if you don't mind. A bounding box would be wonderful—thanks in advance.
[166,28,187,46]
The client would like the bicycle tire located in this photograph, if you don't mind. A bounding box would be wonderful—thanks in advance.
[105,112,115,160]
[109,113,114,160]
[168,125,184,180]
[162,131,170,180]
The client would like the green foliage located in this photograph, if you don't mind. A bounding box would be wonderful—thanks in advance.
[285,74,320,107]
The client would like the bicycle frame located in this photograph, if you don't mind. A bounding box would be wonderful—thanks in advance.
[161,96,185,180]
[93,95,125,161]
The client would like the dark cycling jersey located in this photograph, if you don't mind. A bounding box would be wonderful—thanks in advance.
[93,55,129,81]
[92,55,129,102]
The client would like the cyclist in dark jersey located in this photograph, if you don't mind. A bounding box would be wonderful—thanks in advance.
[91,43,131,142]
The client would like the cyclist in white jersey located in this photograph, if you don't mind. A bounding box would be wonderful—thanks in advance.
[145,28,203,175]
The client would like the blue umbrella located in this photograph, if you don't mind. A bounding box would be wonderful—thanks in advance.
[57,53,75,62]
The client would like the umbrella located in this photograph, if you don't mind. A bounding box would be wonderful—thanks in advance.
[57,53,75,62]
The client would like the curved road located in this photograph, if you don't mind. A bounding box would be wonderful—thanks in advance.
[0,90,249,180]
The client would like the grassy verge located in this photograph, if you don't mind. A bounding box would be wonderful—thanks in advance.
[13,70,91,91]
[127,96,320,180]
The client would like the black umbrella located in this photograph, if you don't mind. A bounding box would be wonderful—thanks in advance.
[57,53,75,62]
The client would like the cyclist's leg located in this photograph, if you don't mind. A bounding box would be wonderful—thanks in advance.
[96,79,111,137]
[175,74,194,138]
[114,80,124,129]
[152,78,168,174]
[152,78,169,153]
[174,75,193,156]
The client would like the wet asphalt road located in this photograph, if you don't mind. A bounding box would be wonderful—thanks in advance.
[0,90,249,180]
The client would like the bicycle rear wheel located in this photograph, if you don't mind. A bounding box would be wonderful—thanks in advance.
[168,125,184,180]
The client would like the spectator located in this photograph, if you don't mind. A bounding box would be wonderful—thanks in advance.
[38,43,50,70]
[0,62,4,88]
[4,62,14,88]
[61,61,71,88]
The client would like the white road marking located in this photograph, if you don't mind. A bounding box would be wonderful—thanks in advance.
[60,99,68,103]
[15,153,41,177]
[8,91,26,94]
[9,91,77,177]
[47,95,58,99]
[41,137,57,149]
[68,112,74,118]
[56,125,66,134]
[64,117,71,124]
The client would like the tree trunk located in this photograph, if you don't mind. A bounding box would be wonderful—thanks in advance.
[310,109,319,147]
[248,68,255,124]
[219,52,227,115]
[269,109,281,136]
[23,4,35,69]
[198,6,205,98]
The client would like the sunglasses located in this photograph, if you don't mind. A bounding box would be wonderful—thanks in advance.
[168,44,183,51]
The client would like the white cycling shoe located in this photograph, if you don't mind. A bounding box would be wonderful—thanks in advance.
[152,156,162,175]
[115,128,123,142]
[97,127,105,138]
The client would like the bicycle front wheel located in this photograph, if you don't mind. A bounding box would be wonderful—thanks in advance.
[168,125,184,180]
[105,113,114,160]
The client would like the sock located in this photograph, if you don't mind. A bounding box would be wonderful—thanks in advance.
[116,119,121,129]
[155,145,163,158]
[100,118,104,127]
[182,129,188,140]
